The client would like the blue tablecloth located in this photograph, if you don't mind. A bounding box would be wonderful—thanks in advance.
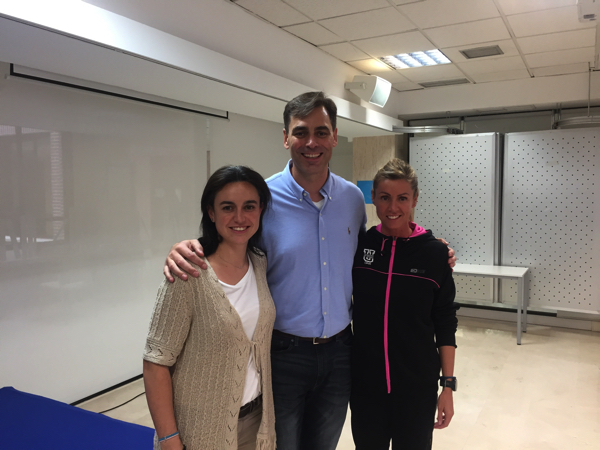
[0,386,154,450]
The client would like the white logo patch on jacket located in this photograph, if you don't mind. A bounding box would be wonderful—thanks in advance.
[363,249,375,265]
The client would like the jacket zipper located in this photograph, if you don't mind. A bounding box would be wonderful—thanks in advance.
[384,237,397,394]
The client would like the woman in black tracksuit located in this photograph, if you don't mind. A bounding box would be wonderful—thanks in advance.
[350,159,457,450]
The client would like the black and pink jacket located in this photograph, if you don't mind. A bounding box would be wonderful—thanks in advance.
[351,223,457,395]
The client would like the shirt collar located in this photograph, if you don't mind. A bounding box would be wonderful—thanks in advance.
[283,159,334,201]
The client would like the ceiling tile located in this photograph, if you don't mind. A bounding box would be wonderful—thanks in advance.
[517,29,597,54]
[470,69,530,83]
[285,0,390,20]
[525,47,596,68]
[344,66,409,93]
[399,64,466,82]
[319,7,415,41]
[425,18,511,48]
[441,39,519,63]
[456,55,527,76]
[368,69,411,84]
[319,43,370,61]
[495,0,575,16]
[532,63,590,77]
[283,22,342,45]
[347,59,395,73]
[235,0,310,27]
[352,31,435,57]
[507,6,596,37]
[392,81,424,92]
[398,0,499,29]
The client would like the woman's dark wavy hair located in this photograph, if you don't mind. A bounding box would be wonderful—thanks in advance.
[199,165,271,257]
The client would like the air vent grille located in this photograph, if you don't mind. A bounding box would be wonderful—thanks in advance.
[459,45,504,59]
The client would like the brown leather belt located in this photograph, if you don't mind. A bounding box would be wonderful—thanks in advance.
[273,324,351,345]
[239,394,262,419]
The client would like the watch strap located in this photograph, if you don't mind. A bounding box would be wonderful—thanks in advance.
[439,376,457,391]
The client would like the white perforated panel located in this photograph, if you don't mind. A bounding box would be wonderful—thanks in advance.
[410,133,501,303]
[502,129,600,312]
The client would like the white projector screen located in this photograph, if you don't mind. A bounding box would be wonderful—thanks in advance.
[0,70,287,403]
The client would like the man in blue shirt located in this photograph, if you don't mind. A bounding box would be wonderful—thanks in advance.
[163,92,453,450]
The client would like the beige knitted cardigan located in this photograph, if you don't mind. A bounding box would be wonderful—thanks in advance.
[143,252,276,450]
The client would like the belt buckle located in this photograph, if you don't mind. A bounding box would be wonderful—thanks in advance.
[312,337,320,345]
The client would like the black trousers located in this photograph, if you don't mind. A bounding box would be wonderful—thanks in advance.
[350,386,438,450]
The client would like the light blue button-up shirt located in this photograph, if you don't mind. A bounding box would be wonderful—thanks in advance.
[261,161,367,338]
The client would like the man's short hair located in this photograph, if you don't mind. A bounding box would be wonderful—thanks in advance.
[283,91,337,133]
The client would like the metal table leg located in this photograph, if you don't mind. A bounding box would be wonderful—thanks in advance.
[522,274,528,333]
[517,277,523,345]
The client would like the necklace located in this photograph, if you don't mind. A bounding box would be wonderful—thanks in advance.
[216,252,247,270]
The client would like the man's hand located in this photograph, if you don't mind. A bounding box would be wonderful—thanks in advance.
[437,238,457,269]
[434,389,454,429]
[163,240,207,282]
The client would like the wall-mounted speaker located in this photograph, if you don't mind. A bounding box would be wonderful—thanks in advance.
[344,75,391,108]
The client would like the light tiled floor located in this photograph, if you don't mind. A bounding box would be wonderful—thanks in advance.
[78,317,600,449]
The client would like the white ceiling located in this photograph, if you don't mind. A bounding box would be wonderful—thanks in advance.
[79,0,600,120]
[233,0,598,93]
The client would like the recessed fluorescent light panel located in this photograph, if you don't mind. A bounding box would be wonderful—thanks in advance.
[381,49,451,69]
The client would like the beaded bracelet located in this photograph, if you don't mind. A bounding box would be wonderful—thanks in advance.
[158,431,179,443]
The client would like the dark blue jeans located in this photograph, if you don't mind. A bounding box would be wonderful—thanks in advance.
[270,328,352,450]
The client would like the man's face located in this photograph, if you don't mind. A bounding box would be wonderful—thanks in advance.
[283,106,338,182]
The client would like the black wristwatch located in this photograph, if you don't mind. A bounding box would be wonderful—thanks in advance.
[440,376,457,391]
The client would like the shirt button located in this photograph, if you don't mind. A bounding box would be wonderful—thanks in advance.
[324,287,327,291]
[322,237,325,240]
[303,192,307,196]
[323,335,327,338]
[324,311,327,315]
[323,262,326,265]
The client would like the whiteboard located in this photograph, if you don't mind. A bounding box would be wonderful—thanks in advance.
[501,129,600,312]
[410,133,502,303]
[0,74,287,403]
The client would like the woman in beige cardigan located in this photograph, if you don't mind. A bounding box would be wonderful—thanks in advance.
[143,165,276,450]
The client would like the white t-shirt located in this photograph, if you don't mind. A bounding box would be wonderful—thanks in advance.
[218,257,261,405]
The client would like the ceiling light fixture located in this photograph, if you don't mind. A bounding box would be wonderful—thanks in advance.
[381,49,451,69]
